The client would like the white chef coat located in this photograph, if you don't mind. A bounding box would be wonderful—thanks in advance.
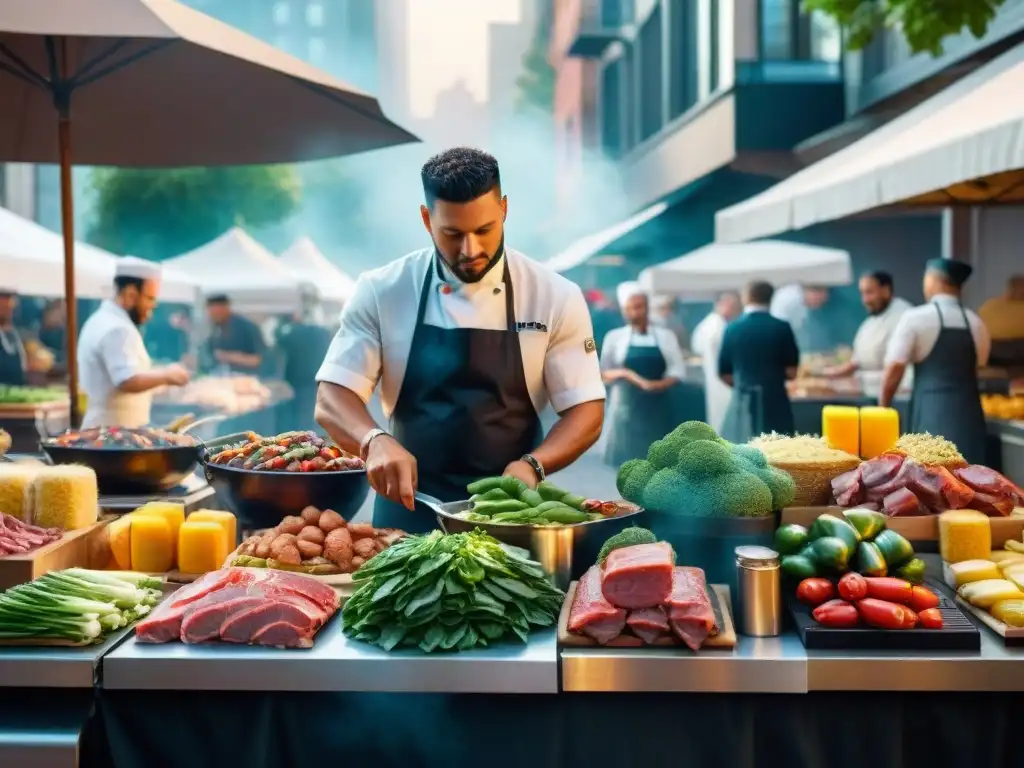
[690,311,731,433]
[78,300,154,428]
[884,294,991,368]
[599,326,687,378]
[316,247,606,419]
[851,296,912,371]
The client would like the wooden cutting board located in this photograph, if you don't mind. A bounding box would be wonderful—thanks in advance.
[557,581,737,650]
[0,517,113,592]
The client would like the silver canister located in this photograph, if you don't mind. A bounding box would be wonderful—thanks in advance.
[735,545,782,637]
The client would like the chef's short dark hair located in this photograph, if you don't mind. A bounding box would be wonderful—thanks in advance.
[114,276,144,294]
[745,281,774,306]
[206,294,230,305]
[421,147,501,208]
[864,271,893,289]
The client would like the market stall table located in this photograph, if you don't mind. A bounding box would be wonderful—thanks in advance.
[986,418,1023,483]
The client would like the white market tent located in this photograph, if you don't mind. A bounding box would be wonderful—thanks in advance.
[638,240,853,296]
[543,201,669,273]
[165,227,314,314]
[279,236,356,304]
[715,44,1024,243]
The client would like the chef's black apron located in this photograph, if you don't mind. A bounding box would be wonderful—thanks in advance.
[372,257,542,533]
[604,330,669,466]
[0,328,27,386]
[908,303,987,465]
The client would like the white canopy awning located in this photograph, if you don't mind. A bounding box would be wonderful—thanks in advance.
[715,44,1024,243]
[638,240,853,295]
[279,236,356,303]
[542,201,668,273]
[165,227,313,314]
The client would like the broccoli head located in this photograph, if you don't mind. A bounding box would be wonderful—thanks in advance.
[755,465,796,509]
[617,459,655,504]
[647,438,681,469]
[641,468,692,514]
[705,471,774,517]
[597,527,658,563]
[677,439,735,478]
[731,443,769,469]
[669,420,726,445]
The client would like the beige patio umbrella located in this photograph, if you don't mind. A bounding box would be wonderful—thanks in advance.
[0,0,417,425]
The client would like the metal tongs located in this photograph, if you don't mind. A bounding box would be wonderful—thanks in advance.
[163,413,226,435]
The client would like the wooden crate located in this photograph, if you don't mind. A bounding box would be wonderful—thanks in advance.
[0,517,113,591]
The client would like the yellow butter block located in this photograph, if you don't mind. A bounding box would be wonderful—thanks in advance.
[858,406,899,459]
[31,465,99,530]
[938,509,991,564]
[129,514,174,573]
[0,463,42,521]
[958,578,1023,609]
[178,521,229,574]
[186,510,237,554]
[948,559,1000,587]
[106,515,133,570]
[822,405,859,457]
[132,502,185,559]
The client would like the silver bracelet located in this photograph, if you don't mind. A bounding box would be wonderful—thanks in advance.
[359,428,389,461]
[520,453,545,482]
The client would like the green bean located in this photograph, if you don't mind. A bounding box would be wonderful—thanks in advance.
[536,507,589,524]
[536,481,568,501]
[519,489,544,507]
[559,493,587,510]
[471,488,511,502]
[471,499,530,515]
[467,477,504,495]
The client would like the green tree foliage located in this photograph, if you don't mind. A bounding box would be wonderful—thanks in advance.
[804,0,1008,55]
[87,165,301,260]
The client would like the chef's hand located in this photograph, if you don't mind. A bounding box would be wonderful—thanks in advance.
[365,435,418,511]
[162,364,191,386]
[503,460,540,490]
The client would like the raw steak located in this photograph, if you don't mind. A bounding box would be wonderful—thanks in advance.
[218,594,328,646]
[568,565,626,645]
[665,567,717,652]
[907,464,973,511]
[600,542,675,609]
[626,607,670,644]
[882,487,925,517]
[831,467,863,506]
[860,454,905,487]
[954,465,1024,505]
[968,490,1015,517]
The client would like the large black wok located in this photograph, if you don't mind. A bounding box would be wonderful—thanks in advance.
[40,441,201,494]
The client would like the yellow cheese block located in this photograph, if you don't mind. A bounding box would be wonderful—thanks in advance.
[948,559,1000,587]
[31,465,99,530]
[822,405,859,457]
[858,406,899,459]
[129,514,174,573]
[958,578,1023,609]
[1005,570,1024,593]
[186,510,237,554]
[990,599,1024,628]
[0,463,42,521]
[990,550,1024,565]
[938,509,991,564]
[132,502,185,559]
[178,521,229,575]
[106,515,133,571]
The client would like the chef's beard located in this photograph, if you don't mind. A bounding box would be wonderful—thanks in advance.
[869,298,891,316]
[127,305,145,327]
[435,235,505,284]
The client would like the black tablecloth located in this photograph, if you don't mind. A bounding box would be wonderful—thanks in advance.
[83,689,1024,768]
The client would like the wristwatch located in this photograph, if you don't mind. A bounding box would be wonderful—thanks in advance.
[520,453,545,482]
[359,428,389,461]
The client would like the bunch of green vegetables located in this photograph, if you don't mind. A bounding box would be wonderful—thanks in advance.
[0,569,163,644]
[343,530,564,653]
[459,476,603,525]
[0,385,66,404]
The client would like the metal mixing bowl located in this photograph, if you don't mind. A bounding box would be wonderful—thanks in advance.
[421,493,645,589]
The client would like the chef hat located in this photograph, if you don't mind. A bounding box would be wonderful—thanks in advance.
[926,257,973,287]
[651,294,675,310]
[616,281,647,308]
[115,256,162,282]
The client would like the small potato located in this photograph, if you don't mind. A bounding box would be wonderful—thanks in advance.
[278,515,305,535]
[352,537,377,559]
[239,537,258,556]
[348,523,376,540]
[350,556,366,570]
[297,526,325,545]
[300,506,322,526]
[323,526,353,570]
[318,509,345,532]
[297,540,323,559]
[269,533,298,559]
[275,544,302,566]
[254,530,276,559]
[373,538,388,553]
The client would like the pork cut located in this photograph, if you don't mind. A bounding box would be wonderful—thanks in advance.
[954,465,1024,505]
[567,565,626,645]
[665,567,717,652]
[860,454,905,487]
[882,487,925,517]
[135,567,339,648]
[832,467,864,507]
[600,542,675,609]
[626,607,670,644]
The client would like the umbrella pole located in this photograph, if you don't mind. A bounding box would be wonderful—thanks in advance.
[56,40,80,428]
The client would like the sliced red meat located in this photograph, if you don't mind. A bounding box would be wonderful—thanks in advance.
[665,567,717,652]
[249,621,312,649]
[881,487,925,517]
[860,454,905,487]
[969,491,1015,517]
[600,542,675,609]
[218,596,326,644]
[604,634,645,647]
[179,593,264,643]
[136,584,247,644]
[954,465,1024,505]
[568,565,626,645]
[864,460,914,502]
[906,463,974,511]
[259,570,337,611]
[626,607,669,644]
[832,467,864,506]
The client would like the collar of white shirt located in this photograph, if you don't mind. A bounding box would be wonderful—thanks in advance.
[102,298,134,325]
[931,294,961,307]
[744,304,769,314]
[435,252,506,295]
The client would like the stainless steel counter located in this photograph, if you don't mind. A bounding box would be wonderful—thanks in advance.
[102,619,558,694]
[0,626,135,689]
[561,634,808,693]
[0,727,80,768]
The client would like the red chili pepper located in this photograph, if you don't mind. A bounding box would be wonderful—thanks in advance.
[918,608,943,629]
[857,598,914,630]
[900,605,919,628]
[864,577,914,605]
[796,578,834,607]
[300,460,316,472]
[812,599,859,628]
[838,572,868,602]
[908,585,940,613]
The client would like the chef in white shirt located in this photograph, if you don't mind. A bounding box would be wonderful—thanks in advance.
[600,282,687,466]
[315,148,606,532]
[77,258,191,428]
[825,271,912,377]
[690,291,742,433]
[880,259,991,464]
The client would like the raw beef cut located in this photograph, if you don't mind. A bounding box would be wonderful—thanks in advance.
[905,464,973,511]
[852,456,975,513]
[135,567,339,648]
[600,542,675,609]
[665,567,718,651]
[882,487,925,517]
[954,465,1024,505]
[832,467,864,507]
[967,491,1015,517]
[860,454,905,487]
[626,607,670,644]
[568,565,626,645]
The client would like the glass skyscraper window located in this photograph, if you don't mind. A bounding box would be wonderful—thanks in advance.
[272,2,291,26]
